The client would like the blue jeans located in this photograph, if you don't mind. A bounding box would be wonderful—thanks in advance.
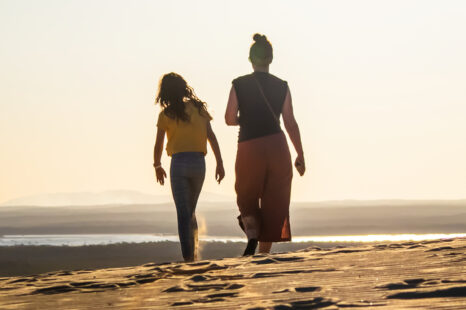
[170,152,206,261]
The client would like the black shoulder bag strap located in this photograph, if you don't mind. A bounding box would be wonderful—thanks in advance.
[253,75,281,126]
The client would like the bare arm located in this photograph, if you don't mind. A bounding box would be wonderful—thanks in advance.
[282,86,305,176]
[207,122,225,183]
[153,127,167,185]
[225,85,239,126]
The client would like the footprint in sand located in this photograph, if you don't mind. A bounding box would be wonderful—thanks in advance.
[273,256,305,262]
[32,285,77,295]
[168,263,228,275]
[69,281,99,288]
[171,301,194,306]
[252,268,336,279]
[206,292,238,298]
[163,285,186,293]
[175,291,239,306]
[190,297,225,304]
[273,286,321,294]
[164,282,244,293]
[377,278,427,290]
[8,277,37,284]
[426,246,455,252]
[187,274,244,282]
[186,283,229,291]
[69,280,135,291]
[131,273,156,279]
[387,286,466,299]
[442,279,466,284]
[274,297,383,309]
[295,286,321,293]
[189,275,210,282]
[273,297,337,309]
[212,274,245,281]
[404,278,428,285]
[0,287,15,292]
[273,288,291,293]
[135,277,158,284]
[252,258,277,265]
[252,255,306,264]
[124,273,159,284]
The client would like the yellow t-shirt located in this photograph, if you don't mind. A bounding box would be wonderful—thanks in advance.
[157,102,212,156]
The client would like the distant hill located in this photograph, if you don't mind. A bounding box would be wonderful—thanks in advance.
[0,200,465,236]
[0,190,234,207]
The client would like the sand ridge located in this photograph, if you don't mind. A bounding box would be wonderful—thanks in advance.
[0,238,465,309]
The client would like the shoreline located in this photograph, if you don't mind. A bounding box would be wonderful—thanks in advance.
[1,232,465,247]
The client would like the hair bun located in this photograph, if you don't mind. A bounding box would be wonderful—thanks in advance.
[253,33,267,42]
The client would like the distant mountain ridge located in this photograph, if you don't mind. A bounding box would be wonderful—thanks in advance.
[0,190,234,207]
[1,190,465,208]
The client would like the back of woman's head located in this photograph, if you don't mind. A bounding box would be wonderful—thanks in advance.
[156,72,210,122]
[249,33,273,66]
[156,73,188,108]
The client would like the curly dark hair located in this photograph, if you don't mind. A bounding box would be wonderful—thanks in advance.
[155,72,211,122]
[249,33,273,66]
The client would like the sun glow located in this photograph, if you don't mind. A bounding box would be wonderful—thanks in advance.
[1,0,466,203]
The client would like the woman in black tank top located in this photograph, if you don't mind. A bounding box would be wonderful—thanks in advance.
[225,34,306,255]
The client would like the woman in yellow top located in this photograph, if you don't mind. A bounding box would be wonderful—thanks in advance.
[153,73,224,262]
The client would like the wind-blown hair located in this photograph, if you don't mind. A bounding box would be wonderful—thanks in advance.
[249,33,273,66]
[156,72,211,122]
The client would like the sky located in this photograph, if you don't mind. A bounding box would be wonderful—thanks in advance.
[1,0,465,204]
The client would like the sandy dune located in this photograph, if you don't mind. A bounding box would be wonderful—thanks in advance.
[0,238,465,309]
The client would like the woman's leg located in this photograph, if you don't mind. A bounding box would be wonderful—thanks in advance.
[240,216,260,240]
[235,140,266,255]
[170,153,205,262]
[260,133,293,243]
[187,157,206,261]
[171,176,195,261]
[259,241,272,254]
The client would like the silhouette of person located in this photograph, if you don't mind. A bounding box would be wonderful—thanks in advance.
[154,73,224,261]
[225,34,305,255]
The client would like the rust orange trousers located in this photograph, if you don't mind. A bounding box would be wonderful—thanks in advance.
[235,132,293,242]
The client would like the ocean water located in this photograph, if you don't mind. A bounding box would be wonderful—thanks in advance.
[0,233,464,247]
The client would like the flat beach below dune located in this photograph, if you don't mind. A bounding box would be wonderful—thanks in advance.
[0,238,465,309]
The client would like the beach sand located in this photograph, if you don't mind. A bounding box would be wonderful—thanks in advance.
[0,237,465,309]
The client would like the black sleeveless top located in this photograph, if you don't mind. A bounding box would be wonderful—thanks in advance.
[232,72,288,142]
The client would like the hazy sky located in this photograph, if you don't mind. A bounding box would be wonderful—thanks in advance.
[1,0,465,203]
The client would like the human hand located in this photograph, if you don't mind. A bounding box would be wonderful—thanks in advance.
[295,155,305,176]
[216,163,225,184]
[155,167,167,185]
